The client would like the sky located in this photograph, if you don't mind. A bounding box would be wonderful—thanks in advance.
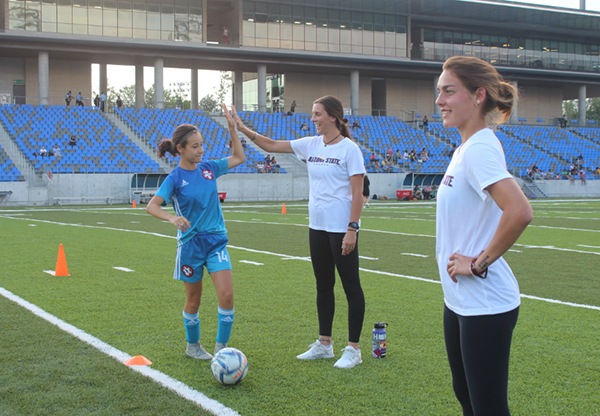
[92,64,226,102]
[93,0,600,100]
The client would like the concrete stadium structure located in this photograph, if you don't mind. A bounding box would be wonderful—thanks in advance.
[1,0,600,204]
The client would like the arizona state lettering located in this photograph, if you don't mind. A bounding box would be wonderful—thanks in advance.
[442,174,454,187]
[307,156,341,165]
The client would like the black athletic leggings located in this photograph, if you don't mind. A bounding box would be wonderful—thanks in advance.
[308,228,365,343]
[443,305,519,416]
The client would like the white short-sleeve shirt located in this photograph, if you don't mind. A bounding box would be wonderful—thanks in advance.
[436,128,521,316]
[291,135,366,233]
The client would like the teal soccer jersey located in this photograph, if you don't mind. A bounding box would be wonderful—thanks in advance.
[156,159,229,245]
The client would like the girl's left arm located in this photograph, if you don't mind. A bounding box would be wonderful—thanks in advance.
[222,103,246,169]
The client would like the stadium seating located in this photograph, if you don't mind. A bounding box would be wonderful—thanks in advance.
[0,105,597,181]
[116,108,275,174]
[0,105,160,174]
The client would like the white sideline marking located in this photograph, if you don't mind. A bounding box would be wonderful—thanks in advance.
[401,253,429,258]
[359,255,379,260]
[0,287,240,416]
[113,267,135,272]
[239,260,263,266]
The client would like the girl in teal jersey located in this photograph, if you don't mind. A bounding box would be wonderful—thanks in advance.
[146,104,245,360]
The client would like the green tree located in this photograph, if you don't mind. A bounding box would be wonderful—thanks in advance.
[215,72,232,105]
[199,94,219,113]
[563,97,600,123]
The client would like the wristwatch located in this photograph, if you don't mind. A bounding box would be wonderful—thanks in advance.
[348,221,360,230]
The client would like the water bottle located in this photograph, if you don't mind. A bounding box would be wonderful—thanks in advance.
[372,322,388,358]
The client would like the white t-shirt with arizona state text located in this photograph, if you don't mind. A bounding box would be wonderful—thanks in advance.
[435,128,520,316]
[291,135,365,233]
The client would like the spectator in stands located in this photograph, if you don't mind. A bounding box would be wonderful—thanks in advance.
[38,145,48,157]
[420,148,429,162]
[422,115,429,133]
[68,135,77,147]
[116,96,123,110]
[146,104,246,361]
[579,169,587,185]
[51,144,61,158]
[76,92,84,107]
[435,56,532,416]
[596,166,600,175]
[270,155,280,173]
[352,120,361,129]
[369,152,378,169]
[300,122,309,132]
[381,159,393,172]
[394,149,402,165]
[568,164,578,184]
[559,114,568,128]
[403,149,410,160]
[530,163,540,179]
[241,137,247,147]
[230,95,366,369]
[100,92,106,112]
[290,100,297,113]
[65,91,72,106]
[409,149,417,161]
[93,94,100,108]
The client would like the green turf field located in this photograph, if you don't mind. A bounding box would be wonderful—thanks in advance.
[1,199,599,415]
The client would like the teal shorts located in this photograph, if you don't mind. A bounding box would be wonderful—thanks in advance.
[174,232,231,283]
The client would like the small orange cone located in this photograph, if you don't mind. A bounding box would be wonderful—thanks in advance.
[132,199,137,208]
[54,243,70,277]
[281,203,287,214]
[125,355,152,366]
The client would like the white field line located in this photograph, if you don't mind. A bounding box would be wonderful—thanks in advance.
[2,214,599,305]
[0,287,240,416]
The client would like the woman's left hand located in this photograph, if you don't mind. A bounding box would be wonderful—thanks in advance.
[342,231,357,256]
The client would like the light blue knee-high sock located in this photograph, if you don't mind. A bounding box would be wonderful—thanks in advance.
[183,310,200,344]
[216,307,234,344]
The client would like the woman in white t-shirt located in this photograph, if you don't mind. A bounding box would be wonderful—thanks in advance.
[231,96,366,369]
[435,56,533,415]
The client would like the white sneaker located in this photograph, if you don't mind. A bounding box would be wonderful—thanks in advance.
[334,346,362,369]
[186,343,213,360]
[214,342,227,355]
[297,340,334,360]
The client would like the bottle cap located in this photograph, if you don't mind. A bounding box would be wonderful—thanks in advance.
[374,322,388,329]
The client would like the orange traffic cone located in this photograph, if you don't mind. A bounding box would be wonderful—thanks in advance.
[132,199,137,208]
[54,243,70,277]
[281,203,287,214]
[124,355,153,366]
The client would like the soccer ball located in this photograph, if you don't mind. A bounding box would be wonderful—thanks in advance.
[210,347,249,385]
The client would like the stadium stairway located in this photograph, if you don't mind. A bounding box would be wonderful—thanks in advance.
[106,113,171,173]
[0,121,44,185]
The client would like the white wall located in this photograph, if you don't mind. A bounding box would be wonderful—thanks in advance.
[2,174,598,206]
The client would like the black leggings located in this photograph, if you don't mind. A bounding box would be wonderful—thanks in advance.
[443,305,519,416]
[308,228,365,343]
